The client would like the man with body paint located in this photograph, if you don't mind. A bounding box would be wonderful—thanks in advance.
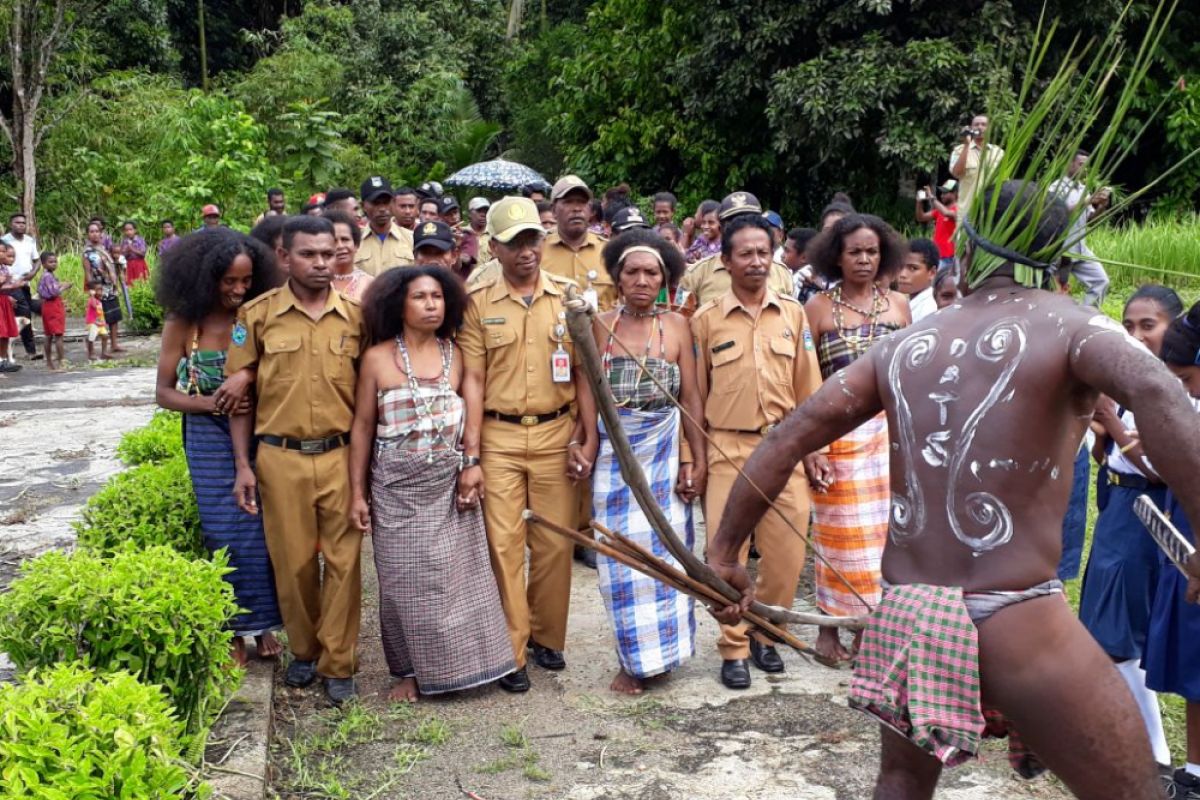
[708,180,1200,799]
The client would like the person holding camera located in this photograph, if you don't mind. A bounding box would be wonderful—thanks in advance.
[949,114,1004,224]
[914,181,959,272]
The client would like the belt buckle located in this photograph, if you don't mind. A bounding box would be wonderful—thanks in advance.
[520,415,539,427]
[299,438,323,453]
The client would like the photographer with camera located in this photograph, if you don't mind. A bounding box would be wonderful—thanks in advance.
[949,114,1004,224]
[914,180,958,272]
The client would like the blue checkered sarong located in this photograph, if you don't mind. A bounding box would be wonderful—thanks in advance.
[594,405,695,679]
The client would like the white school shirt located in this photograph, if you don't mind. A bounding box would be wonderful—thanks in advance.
[1,233,39,279]
[908,287,937,323]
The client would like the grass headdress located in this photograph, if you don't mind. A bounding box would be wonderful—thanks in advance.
[964,0,1198,289]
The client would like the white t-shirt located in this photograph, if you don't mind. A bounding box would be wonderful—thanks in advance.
[909,287,937,323]
[1,233,39,279]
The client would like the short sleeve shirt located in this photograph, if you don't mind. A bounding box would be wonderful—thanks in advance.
[679,254,797,307]
[354,223,415,276]
[225,283,366,439]
[1,234,39,279]
[458,270,578,416]
[949,142,1004,222]
[932,209,957,258]
[540,231,617,311]
[690,290,822,431]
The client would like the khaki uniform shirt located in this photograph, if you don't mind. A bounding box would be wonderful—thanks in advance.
[459,270,578,416]
[679,254,795,307]
[949,142,1005,222]
[466,258,501,288]
[541,231,616,311]
[691,290,821,431]
[226,283,366,439]
[354,223,415,276]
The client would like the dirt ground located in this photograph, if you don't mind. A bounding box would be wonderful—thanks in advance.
[268,539,1074,800]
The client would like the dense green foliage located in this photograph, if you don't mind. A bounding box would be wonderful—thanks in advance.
[127,277,166,333]
[2,0,1196,244]
[0,664,199,798]
[74,454,202,557]
[0,545,240,742]
[116,410,184,466]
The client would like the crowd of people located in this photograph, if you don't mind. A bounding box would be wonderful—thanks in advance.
[4,109,1198,797]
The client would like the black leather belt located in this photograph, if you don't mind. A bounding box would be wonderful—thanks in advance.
[259,432,351,454]
[1107,470,1159,491]
[485,404,571,426]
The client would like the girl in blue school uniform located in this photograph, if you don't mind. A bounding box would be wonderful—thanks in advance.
[1146,299,1200,799]
[1079,285,1182,770]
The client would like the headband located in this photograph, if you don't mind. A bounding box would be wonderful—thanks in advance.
[961,219,1055,271]
[618,245,665,268]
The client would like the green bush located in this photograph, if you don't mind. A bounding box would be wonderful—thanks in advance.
[0,663,202,798]
[116,410,183,466]
[74,454,203,558]
[126,277,165,334]
[0,546,241,745]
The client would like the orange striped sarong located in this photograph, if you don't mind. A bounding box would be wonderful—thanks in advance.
[812,414,890,616]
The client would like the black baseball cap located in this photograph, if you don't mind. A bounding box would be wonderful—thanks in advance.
[416,181,444,200]
[718,191,763,221]
[360,176,393,203]
[611,205,651,233]
[439,195,460,214]
[413,220,455,252]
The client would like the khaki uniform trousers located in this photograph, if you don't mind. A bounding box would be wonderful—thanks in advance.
[704,429,809,660]
[257,444,362,678]
[481,414,576,668]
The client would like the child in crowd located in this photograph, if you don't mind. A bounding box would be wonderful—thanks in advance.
[0,242,22,372]
[85,286,110,361]
[897,238,939,323]
[932,266,958,310]
[37,252,69,369]
[656,222,684,253]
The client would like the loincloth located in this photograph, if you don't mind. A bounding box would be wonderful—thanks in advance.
[849,581,1062,777]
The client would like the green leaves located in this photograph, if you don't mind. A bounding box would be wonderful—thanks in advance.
[74,453,203,559]
[0,546,241,747]
[115,410,183,467]
[0,664,200,798]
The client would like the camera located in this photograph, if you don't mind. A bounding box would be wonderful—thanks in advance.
[960,127,982,139]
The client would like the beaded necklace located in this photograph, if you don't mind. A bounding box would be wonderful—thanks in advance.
[829,284,887,358]
[395,334,456,462]
[184,327,202,396]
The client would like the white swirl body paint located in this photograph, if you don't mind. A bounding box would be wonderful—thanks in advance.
[886,329,941,541]
[944,318,1028,555]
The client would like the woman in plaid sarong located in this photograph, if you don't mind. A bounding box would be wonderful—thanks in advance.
[589,231,708,694]
[349,267,515,702]
[803,214,910,664]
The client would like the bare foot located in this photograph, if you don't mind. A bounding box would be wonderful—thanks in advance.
[230,637,248,667]
[100,353,113,360]
[814,626,851,667]
[255,632,283,660]
[111,346,128,353]
[388,677,419,703]
[610,669,644,695]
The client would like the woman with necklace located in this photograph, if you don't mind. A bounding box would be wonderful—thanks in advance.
[588,230,707,695]
[348,266,515,702]
[803,213,910,665]
[153,228,285,665]
[324,210,374,302]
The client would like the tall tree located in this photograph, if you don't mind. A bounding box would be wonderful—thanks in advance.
[0,0,93,228]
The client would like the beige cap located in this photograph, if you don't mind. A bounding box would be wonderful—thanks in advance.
[550,174,593,203]
[486,197,545,243]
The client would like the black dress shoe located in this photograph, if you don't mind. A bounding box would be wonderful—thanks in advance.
[749,640,785,673]
[285,659,317,688]
[720,658,751,689]
[324,676,356,705]
[498,667,531,693]
[528,641,566,671]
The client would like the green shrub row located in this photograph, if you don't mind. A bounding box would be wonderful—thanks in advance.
[116,409,183,466]
[0,412,240,797]
[0,545,241,745]
[0,664,203,799]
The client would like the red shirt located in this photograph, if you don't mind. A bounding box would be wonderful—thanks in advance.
[932,207,957,258]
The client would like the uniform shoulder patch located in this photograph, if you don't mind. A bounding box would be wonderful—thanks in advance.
[231,321,248,346]
[240,287,279,311]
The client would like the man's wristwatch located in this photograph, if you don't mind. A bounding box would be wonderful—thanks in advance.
[461,455,481,470]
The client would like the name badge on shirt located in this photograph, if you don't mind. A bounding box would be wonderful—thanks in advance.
[483,317,506,325]
[551,345,572,383]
